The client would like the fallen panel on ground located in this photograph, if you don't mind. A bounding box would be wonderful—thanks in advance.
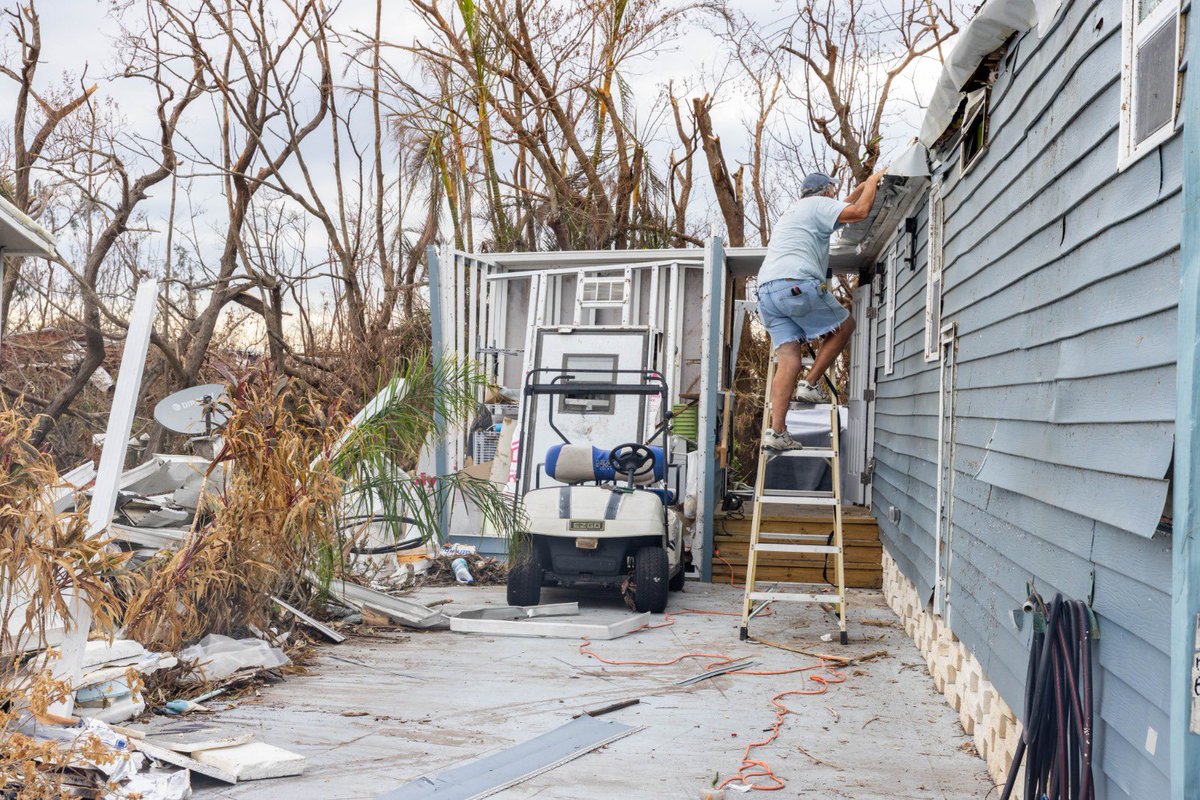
[377,716,640,799]
[450,602,579,621]
[322,577,447,629]
[449,611,649,639]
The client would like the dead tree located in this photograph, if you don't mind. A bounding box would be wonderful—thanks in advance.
[1,1,206,446]
[781,0,959,183]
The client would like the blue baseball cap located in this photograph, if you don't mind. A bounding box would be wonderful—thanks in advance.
[801,172,836,196]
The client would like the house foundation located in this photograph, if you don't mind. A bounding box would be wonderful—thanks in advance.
[881,549,1024,795]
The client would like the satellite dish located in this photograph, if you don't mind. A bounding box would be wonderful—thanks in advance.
[154,383,231,435]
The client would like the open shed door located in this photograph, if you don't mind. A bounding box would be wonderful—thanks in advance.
[842,281,877,505]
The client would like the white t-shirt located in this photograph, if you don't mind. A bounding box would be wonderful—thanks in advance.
[757,197,849,285]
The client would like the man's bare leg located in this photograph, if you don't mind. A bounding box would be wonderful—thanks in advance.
[804,315,856,388]
[771,340,804,432]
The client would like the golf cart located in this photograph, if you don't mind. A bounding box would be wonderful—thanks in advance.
[506,367,685,613]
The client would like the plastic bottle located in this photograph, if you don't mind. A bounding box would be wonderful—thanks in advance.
[451,557,475,584]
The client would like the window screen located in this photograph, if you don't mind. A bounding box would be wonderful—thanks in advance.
[1134,18,1176,144]
[559,353,617,415]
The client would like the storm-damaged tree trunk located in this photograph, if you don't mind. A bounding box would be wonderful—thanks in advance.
[692,94,745,248]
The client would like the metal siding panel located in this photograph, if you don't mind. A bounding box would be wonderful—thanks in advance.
[953,418,1174,479]
[951,364,1176,424]
[974,450,1168,537]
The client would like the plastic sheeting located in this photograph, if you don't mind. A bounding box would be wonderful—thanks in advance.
[919,0,1062,146]
[178,634,289,684]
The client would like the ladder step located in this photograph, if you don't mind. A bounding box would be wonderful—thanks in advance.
[753,543,840,555]
[757,495,838,507]
[758,532,834,542]
[749,590,843,604]
[762,448,836,459]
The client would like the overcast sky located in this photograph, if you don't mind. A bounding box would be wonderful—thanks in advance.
[6,0,954,332]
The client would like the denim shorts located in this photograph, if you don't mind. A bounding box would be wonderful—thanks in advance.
[758,278,850,348]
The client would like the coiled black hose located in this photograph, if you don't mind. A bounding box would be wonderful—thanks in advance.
[1001,592,1095,800]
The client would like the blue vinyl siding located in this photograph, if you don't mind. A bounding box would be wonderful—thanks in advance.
[871,1,1180,797]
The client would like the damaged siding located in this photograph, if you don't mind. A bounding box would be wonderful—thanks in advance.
[871,0,1179,797]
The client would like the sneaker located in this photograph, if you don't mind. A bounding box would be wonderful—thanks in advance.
[763,428,804,451]
[793,380,825,404]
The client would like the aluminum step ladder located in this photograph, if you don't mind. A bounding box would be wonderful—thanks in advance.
[738,356,848,644]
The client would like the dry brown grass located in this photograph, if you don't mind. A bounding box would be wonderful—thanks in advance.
[0,402,132,798]
[124,373,345,651]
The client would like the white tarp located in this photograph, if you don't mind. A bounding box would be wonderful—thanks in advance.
[919,0,1062,146]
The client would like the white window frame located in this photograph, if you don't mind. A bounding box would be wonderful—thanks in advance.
[923,181,945,363]
[884,248,897,376]
[1118,0,1183,171]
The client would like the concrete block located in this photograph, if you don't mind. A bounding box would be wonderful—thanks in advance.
[959,704,975,735]
[194,742,306,781]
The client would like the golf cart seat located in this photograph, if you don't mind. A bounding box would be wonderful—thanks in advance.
[544,443,674,504]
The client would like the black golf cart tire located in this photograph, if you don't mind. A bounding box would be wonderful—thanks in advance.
[634,546,670,613]
[507,550,542,606]
[669,565,686,592]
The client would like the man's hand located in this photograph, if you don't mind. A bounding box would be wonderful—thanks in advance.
[838,167,889,224]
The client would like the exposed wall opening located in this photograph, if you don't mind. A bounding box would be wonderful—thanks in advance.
[959,90,990,174]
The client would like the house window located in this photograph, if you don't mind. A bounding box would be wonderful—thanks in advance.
[959,90,989,173]
[559,353,617,415]
[1119,0,1182,169]
[923,183,945,363]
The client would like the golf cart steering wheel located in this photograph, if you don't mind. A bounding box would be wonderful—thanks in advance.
[608,442,656,486]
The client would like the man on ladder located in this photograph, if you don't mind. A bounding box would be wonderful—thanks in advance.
[738,168,887,645]
[757,169,886,450]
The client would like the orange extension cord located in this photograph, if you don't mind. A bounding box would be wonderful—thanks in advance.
[576,609,846,792]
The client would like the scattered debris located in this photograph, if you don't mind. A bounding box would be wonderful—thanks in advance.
[177,634,290,684]
[146,721,256,754]
[450,602,579,621]
[272,595,347,643]
[678,659,759,687]
[194,742,307,781]
[450,611,650,640]
[572,698,640,719]
[419,552,507,587]
[325,578,448,629]
[135,738,238,784]
[378,716,641,799]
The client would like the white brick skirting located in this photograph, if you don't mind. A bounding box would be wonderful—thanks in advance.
[881,549,1024,795]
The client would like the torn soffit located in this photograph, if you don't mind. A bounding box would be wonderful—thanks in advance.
[0,194,56,257]
[919,0,1062,148]
[830,174,929,271]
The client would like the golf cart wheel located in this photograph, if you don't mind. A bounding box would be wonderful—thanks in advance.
[669,566,686,592]
[633,546,669,613]
[507,549,542,606]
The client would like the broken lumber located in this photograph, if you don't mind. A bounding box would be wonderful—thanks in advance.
[271,595,346,643]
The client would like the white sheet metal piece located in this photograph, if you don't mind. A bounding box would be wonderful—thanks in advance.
[378,715,641,800]
[449,611,650,640]
[919,0,1062,147]
[51,278,159,716]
